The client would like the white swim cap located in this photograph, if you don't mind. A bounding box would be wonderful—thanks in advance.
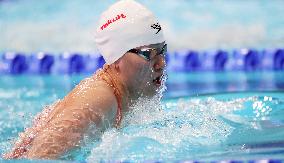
[94,0,165,64]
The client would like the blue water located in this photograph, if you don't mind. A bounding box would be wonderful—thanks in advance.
[0,71,284,161]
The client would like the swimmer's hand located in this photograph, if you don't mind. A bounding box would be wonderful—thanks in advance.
[3,79,118,160]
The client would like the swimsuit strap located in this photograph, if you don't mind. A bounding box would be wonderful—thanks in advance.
[95,65,123,128]
[7,69,123,159]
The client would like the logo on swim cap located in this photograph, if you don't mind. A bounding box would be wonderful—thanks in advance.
[100,13,127,31]
[95,0,165,64]
[151,23,162,34]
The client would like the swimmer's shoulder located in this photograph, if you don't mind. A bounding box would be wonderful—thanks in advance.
[64,76,118,122]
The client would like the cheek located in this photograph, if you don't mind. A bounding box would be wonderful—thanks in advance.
[125,62,145,79]
[130,65,153,86]
[130,57,149,72]
[123,55,153,82]
[137,64,153,78]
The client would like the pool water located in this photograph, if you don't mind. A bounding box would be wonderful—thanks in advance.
[0,71,284,161]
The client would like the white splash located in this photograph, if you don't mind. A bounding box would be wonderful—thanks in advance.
[86,96,253,162]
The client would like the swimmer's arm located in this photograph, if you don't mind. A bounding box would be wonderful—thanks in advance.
[23,84,117,159]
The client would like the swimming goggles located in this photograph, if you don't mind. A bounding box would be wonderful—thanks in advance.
[128,44,167,61]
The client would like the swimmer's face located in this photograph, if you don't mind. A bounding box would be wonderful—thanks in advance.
[121,42,166,98]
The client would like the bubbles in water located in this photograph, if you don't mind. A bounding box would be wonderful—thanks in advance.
[86,95,255,162]
[252,96,273,120]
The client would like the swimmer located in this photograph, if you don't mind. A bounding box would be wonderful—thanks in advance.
[3,0,166,160]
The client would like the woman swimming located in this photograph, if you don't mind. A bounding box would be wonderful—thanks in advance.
[3,0,166,159]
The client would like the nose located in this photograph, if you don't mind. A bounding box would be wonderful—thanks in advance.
[153,55,166,72]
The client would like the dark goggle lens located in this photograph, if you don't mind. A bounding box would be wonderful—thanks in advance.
[128,44,167,61]
[140,51,151,61]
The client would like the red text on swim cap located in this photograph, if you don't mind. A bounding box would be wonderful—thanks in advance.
[101,14,127,31]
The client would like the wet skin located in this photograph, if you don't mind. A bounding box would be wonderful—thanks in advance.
[3,42,166,160]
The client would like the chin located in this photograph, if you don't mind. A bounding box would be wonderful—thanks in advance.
[136,81,163,99]
[142,88,160,98]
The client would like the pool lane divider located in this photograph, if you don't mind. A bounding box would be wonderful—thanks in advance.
[0,48,283,74]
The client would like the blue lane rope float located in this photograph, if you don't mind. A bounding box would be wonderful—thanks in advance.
[243,49,260,71]
[1,52,28,74]
[0,48,283,74]
[214,50,229,71]
[39,54,54,74]
[98,55,106,68]
[28,52,55,74]
[69,54,85,74]
[274,49,284,70]
[184,50,201,71]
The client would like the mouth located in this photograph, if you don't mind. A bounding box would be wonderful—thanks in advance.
[153,75,162,86]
